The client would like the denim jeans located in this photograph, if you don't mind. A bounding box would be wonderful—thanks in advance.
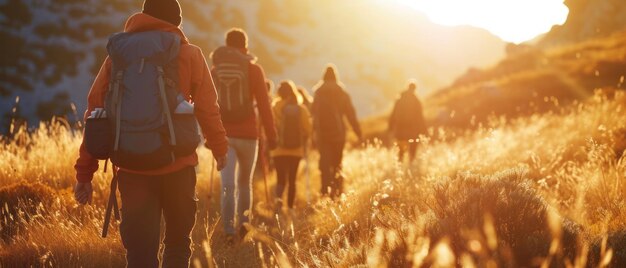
[219,138,259,235]
[117,166,197,268]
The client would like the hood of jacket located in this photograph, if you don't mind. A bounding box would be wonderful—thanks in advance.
[123,13,189,44]
[210,46,257,64]
[400,90,418,100]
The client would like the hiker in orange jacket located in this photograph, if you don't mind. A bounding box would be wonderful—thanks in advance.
[210,29,278,243]
[388,81,427,164]
[73,1,228,267]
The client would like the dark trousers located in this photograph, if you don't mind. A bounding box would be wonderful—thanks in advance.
[274,156,301,208]
[118,166,198,268]
[318,140,345,198]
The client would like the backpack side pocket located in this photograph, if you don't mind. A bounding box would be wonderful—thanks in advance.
[84,118,113,160]
[172,113,201,157]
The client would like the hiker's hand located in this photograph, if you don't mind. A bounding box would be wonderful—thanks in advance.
[74,182,93,205]
[215,155,227,171]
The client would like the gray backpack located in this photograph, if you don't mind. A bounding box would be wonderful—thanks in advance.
[279,103,302,148]
[212,46,254,123]
[100,31,200,170]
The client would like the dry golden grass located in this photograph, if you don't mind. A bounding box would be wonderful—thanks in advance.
[1,91,626,267]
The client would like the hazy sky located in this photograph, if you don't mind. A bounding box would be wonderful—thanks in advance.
[395,0,569,43]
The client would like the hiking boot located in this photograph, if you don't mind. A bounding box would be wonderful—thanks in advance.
[274,198,284,215]
[239,226,248,240]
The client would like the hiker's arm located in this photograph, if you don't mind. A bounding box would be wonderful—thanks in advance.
[388,102,398,133]
[271,103,280,129]
[343,93,362,139]
[301,106,313,140]
[74,57,112,182]
[250,64,277,146]
[191,49,228,158]
[416,103,427,135]
[310,92,320,147]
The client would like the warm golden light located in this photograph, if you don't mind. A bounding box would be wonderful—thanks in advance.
[392,0,569,43]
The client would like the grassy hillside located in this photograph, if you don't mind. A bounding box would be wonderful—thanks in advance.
[362,30,626,141]
[1,90,626,267]
[427,31,626,129]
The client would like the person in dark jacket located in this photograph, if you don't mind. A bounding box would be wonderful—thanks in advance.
[388,81,427,164]
[311,64,362,199]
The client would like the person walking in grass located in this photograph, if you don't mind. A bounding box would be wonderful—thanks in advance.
[388,81,427,164]
[311,65,362,199]
[73,0,228,267]
[210,28,277,243]
[271,80,312,212]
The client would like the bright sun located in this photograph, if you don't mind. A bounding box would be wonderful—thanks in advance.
[393,0,569,43]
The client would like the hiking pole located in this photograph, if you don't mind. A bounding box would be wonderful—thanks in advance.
[304,141,311,204]
[208,157,216,202]
[102,163,120,238]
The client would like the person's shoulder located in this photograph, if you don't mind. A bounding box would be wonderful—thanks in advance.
[249,62,264,74]
[272,99,284,107]
[338,86,350,99]
[178,43,205,62]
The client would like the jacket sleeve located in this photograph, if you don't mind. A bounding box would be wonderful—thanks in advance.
[388,100,399,133]
[416,102,427,135]
[301,105,312,139]
[191,49,228,158]
[250,64,277,143]
[74,57,112,183]
[310,90,319,129]
[271,102,280,129]
[342,91,362,139]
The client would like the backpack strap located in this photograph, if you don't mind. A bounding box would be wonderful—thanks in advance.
[112,70,123,151]
[157,66,176,146]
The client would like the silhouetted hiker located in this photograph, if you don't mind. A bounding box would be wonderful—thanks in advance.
[311,65,362,199]
[271,81,312,211]
[388,81,427,163]
[210,28,277,243]
[73,1,228,267]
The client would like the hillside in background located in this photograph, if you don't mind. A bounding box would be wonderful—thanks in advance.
[429,0,626,130]
[362,0,626,139]
[423,31,626,130]
[541,0,626,46]
[0,0,505,133]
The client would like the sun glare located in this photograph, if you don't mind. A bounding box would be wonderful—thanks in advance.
[393,0,569,43]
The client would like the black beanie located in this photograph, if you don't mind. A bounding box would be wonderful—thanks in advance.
[142,0,182,26]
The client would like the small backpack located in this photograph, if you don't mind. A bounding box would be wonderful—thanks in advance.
[212,46,254,123]
[279,103,302,148]
[84,31,201,171]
